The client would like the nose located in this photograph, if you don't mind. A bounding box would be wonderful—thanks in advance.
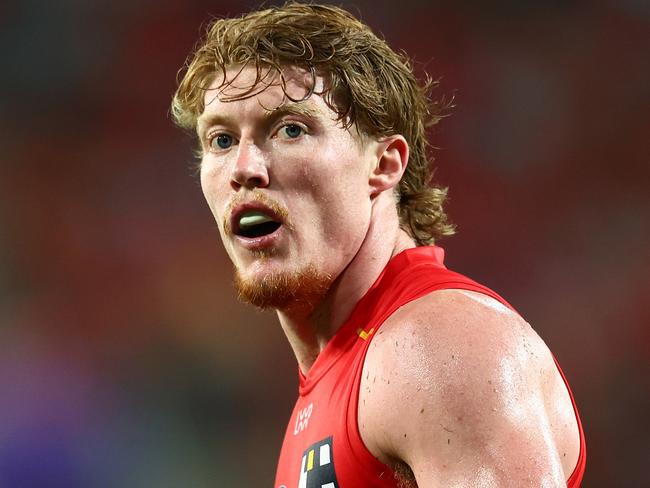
[230,142,269,191]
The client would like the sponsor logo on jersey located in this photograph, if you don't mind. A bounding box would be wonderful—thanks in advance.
[298,437,339,488]
[293,403,313,435]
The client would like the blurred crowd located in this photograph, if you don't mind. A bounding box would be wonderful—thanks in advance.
[1,1,648,486]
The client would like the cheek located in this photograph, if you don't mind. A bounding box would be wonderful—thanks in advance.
[200,166,227,226]
[326,153,371,208]
[309,176,372,243]
[295,144,370,221]
[315,198,371,261]
[199,171,210,202]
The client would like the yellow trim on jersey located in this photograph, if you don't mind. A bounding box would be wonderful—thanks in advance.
[356,327,375,340]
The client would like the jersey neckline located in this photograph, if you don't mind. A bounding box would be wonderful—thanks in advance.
[298,245,446,395]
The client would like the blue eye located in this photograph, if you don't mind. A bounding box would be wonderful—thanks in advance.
[282,124,303,139]
[211,134,233,150]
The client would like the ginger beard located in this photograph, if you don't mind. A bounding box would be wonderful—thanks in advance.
[226,191,334,311]
[233,263,333,311]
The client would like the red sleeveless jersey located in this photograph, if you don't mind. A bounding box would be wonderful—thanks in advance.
[274,246,586,487]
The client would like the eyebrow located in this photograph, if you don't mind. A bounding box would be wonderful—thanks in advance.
[196,101,324,138]
[265,102,322,123]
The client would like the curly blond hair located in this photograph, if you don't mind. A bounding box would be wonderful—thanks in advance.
[172,1,455,245]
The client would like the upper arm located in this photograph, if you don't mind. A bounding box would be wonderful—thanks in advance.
[358,290,579,487]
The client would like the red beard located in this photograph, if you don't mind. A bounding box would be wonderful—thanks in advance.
[234,264,332,311]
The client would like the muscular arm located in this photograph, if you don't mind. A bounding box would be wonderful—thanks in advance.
[358,290,580,487]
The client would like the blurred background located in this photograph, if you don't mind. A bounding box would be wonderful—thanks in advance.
[1,0,648,486]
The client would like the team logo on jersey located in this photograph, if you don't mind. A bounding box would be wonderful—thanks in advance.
[293,403,313,435]
[298,437,339,488]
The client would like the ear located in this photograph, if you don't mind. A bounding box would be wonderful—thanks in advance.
[368,135,409,197]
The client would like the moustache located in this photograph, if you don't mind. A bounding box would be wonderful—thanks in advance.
[223,190,291,235]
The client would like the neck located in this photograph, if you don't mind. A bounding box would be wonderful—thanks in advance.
[276,196,415,375]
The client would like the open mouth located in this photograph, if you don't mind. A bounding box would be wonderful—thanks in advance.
[235,210,282,238]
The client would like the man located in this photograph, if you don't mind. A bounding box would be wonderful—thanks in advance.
[172,3,585,486]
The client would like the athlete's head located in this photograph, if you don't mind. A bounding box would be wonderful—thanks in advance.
[172,2,455,310]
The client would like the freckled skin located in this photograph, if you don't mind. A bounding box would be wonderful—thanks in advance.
[198,63,417,365]
[198,65,415,373]
[198,65,580,487]
[359,289,581,487]
[199,67,375,289]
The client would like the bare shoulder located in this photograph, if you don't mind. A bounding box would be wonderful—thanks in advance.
[358,289,580,486]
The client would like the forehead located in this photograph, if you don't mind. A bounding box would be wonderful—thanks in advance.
[200,64,329,119]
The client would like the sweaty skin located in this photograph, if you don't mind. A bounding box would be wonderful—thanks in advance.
[198,65,580,486]
[198,65,412,373]
[359,290,581,487]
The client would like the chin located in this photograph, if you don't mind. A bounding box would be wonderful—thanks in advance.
[233,263,333,311]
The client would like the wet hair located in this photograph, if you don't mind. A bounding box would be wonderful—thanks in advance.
[172,1,455,245]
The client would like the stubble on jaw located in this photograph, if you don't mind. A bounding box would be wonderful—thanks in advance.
[233,262,332,311]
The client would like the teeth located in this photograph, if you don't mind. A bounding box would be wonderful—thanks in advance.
[239,211,275,229]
